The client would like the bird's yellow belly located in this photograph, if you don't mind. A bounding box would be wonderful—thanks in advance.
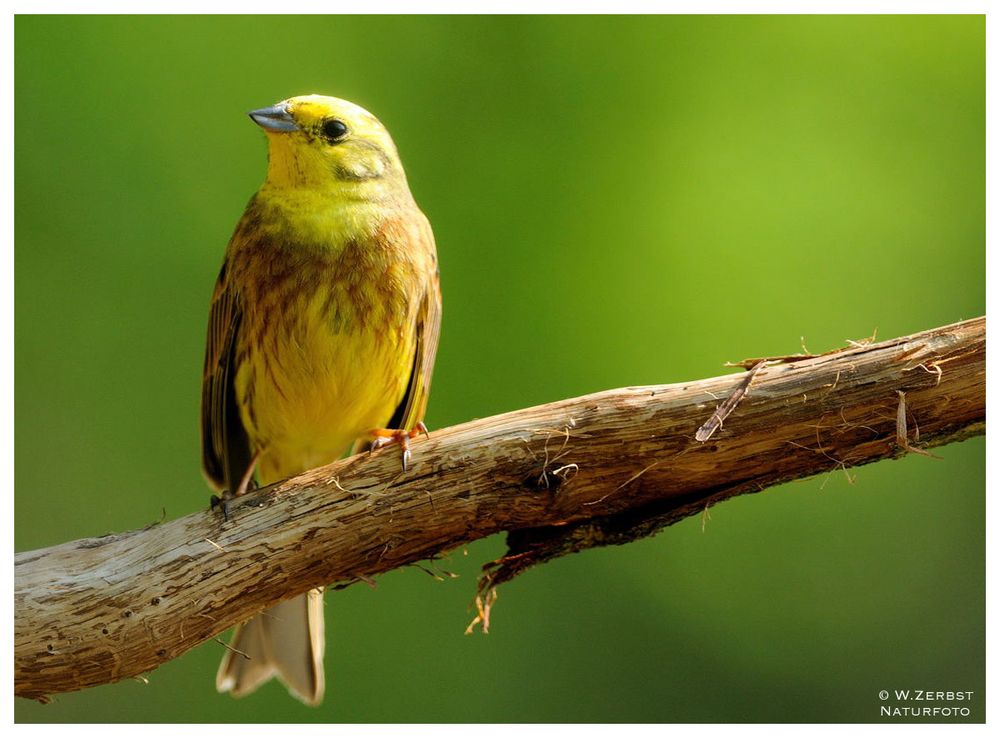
[237,287,415,484]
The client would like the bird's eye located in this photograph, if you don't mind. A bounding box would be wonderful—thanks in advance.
[322,119,349,142]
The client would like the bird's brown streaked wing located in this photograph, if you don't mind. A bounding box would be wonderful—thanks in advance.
[200,259,252,493]
[386,239,442,434]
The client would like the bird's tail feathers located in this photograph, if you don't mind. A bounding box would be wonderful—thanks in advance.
[216,589,326,706]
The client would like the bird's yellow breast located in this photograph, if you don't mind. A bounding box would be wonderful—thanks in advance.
[229,193,431,483]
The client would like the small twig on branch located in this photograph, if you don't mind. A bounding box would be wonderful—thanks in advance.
[14,317,985,700]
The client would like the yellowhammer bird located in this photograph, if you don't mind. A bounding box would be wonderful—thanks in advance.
[200,94,441,705]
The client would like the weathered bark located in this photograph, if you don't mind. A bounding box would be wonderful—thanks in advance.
[14,317,985,701]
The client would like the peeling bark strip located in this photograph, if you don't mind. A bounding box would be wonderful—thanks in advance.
[695,359,767,442]
[15,317,985,700]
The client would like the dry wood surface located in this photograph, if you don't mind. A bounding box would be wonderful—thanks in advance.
[14,316,985,700]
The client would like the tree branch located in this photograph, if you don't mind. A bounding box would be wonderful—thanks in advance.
[15,317,985,701]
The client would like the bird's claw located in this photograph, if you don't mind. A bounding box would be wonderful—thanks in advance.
[368,423,429,472]
[209,478,258,523]
[210,493,233,522]
[211,452,261,521]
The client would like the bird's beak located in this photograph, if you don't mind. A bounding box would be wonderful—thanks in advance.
[248,104,300,133]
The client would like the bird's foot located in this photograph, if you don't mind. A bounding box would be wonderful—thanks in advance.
[209,451,262,521]
[209,493,232,521]
[368,422,429,471]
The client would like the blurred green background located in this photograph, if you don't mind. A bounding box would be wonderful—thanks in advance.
[15,15,984,723]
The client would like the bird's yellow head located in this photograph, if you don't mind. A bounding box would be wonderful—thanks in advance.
[249,94,406,192]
